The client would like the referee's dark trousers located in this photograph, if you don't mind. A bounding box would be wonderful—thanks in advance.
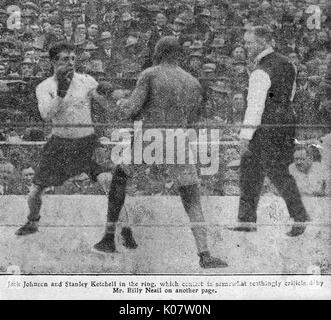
[238,51,309,224]
[238,126,309,223]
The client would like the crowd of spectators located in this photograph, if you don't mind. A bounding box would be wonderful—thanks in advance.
[0,0,330,195]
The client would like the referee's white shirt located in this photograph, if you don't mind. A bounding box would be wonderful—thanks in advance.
[239,47,273,141]
[239,47,297,140]
[36,73,98,139]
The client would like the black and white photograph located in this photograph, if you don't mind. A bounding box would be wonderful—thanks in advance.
[0,0,330,300]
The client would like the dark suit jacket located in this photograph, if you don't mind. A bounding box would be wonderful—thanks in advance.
[251,52,297,166]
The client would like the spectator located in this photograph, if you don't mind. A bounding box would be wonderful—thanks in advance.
[87,23,99,44]
[232,45,246,62]
[189,8,213,45]
[20,57,35,78]
[119,36,143,78]
[201,63,216,81]
[229,91,246,125]
[187,51,203,78]
[52,22,64,42]
[206,37,226,63]
[96,31,115,76]
[40,0,53,16]
[74,23,87,45]
[189,39,204,56]
[63,21,74,43]
[20,165,35,194]
[231,60,248,91]
[207,79,231,122]
[171,16,190,44]
[0,0,329,196]
[144,13,172,68]
[0,160,15,195]
[289,147,326,196]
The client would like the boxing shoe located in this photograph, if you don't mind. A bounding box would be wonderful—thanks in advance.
[198,251,228,269]
[93,233,116,253]
[121,227,138,249]
[286,225,306,237]
[15,221,39,236]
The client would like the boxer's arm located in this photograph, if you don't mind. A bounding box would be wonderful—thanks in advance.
[89,88,110,111]
[88,77,112,111]
[120,71,150,120]
[36,83,65,122]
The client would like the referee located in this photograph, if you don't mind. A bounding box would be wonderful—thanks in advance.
[231,26,310,237]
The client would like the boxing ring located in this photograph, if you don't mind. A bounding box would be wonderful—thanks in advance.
[0,122,330,274]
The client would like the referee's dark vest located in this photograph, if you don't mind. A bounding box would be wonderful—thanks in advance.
[256,52,296,126]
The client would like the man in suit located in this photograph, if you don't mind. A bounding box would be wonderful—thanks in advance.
[143,13,172,69]
[94,36,228,269]
[231,26,309,237]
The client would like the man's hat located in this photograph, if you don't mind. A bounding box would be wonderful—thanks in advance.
[218,76,231,82]
[202,63,216,73]
[189,40,203,50]
[190,51,203,58]
[22,2,40,13]
[261,0,271,9]
[41,0,52,6]
[199,9,211,17]
[182,41,192,48]
[83,42,99,51]
[125,36,138,47]
[205,53,217,63]
[227,159,240,168]
[99,31,112,41]
[122,12,133,21]
[32,41,44,51]
[210,37,225,48]
[218,54,231,60]
[308,75,322,85]
[39,52,49,58]
[209,80,230,93]
[7,72,21,78]
[8,50,22,61]
[21,57,35,65]
[174,16,186,25]
[74,39,86,47]
[147,4,160,12]
[22,11,36,18]
[119,0,131,7]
